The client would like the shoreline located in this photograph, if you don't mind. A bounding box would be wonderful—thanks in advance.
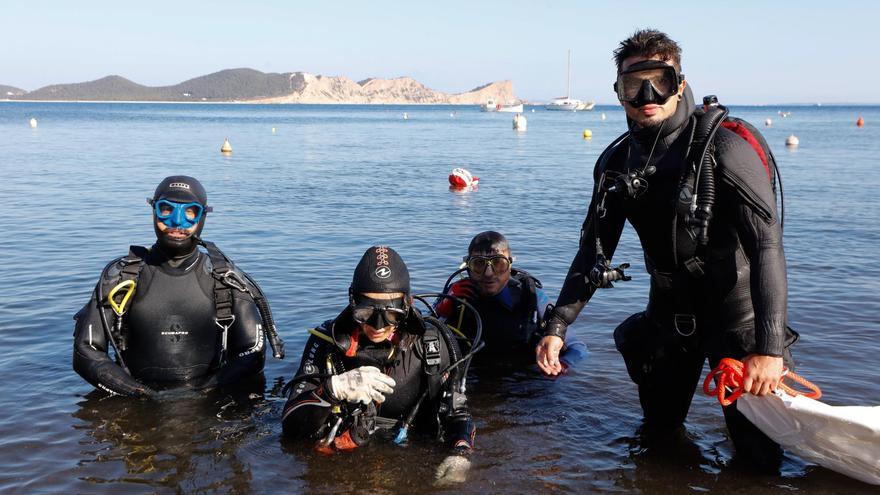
[2,99,877,107]
[0,99,496,106]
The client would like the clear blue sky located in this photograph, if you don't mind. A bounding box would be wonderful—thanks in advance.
[0,0,873,104]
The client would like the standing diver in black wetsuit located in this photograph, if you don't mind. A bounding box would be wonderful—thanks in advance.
[73,176,284,398]
[281,246,475,482]
[535,30,798,469]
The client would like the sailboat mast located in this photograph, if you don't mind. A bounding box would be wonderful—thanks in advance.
[566,49,571,99]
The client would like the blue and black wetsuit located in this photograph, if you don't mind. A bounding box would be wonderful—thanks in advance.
[437,271,550,361]
[73,245,266,397]
[281,309,475,452]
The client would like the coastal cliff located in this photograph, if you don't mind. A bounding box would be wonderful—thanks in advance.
[4,69,515,104]
[253,73,514,104]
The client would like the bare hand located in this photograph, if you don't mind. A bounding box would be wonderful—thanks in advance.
[742,354,784,396]
[536,336,565,376]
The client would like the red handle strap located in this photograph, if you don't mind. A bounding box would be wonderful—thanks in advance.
[703,358,822,407]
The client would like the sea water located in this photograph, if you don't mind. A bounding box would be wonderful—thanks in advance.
[0,101,878,493]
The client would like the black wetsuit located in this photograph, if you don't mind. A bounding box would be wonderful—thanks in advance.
[545,88,797,467]
[281,310,475,451]
[437,271,545,361]
[73,245,266,397]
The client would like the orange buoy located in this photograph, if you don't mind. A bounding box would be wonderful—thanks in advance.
[856,116,864,127]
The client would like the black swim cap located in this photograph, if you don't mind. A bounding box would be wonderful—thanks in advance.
[350,246,410,296]
[153,175,208,206]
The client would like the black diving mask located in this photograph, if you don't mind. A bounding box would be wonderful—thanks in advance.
[614,60,683,107]
[350,295,408,329]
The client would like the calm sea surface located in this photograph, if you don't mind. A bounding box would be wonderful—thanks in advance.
[0,101,878,494]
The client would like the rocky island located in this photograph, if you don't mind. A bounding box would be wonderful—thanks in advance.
[2,68,516,104]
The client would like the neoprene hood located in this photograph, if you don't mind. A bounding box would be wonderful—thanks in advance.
[151,176,209,257]
[153,176,209,205]
[350,246,410,296]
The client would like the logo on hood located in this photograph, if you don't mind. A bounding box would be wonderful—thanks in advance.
[375,266,392,279]
[169,182,191,190]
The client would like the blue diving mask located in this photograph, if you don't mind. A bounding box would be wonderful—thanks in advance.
[152,199,207,229]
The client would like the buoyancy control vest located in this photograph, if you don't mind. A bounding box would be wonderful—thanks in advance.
[124,253,218,380]
[443,268,542,352]
[593,98,781,279]
[96,240,284,374]
[591,97,783,336]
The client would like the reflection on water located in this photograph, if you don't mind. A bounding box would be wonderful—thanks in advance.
[73,390,261,493]
[0,102,878,493]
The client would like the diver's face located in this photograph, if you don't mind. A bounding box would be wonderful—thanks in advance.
[154,199,202,243]
[620,55,686,128]
[468,249,512,297]
[356,291,406,343]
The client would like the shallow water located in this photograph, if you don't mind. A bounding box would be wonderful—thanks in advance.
[0,101,878,493]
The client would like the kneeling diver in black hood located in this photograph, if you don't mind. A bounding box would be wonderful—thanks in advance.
[281,246,475,470]
[73,176,284,398]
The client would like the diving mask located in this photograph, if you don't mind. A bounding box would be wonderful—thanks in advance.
[152,199,206,229]
[614,60,683,107]
[350,295,408,329]
[465,255,513,275]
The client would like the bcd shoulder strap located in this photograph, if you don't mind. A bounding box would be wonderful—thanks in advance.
[420,318,446,401]
[100,246,148,352]
[200,240,255,364]
[511,269,541,337]
[200,241,241,330]
[119,245,148,283]
[200,239,285,360]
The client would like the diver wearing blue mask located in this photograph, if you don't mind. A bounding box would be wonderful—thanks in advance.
[73,176,284,398]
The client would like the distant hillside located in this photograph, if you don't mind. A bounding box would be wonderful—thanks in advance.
[1,85,26,97]
[24,75,158,101]
[8,69,516,104]
[19,69,294,102]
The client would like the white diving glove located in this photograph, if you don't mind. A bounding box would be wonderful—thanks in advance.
[434,455,472,486]
[329,366,396,404]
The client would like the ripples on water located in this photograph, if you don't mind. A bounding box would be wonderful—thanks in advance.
[0,102,877,493]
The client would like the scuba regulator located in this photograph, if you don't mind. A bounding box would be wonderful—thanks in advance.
[589,253,631,288]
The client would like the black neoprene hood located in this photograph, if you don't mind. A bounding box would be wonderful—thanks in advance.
[350,246,410,296]
[153,175,208,206]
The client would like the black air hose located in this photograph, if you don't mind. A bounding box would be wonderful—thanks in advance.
[691,104,729,245]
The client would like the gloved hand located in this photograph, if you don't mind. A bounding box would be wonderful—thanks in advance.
[329,366,396,404]
[435,279,477,316]
[434,454,472,486]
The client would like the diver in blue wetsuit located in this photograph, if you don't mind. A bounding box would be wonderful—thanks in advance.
[73,176,284,398]
[436,231,585,368]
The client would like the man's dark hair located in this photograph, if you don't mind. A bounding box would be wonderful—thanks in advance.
[613,29,682,73]
[468,231,509,255]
